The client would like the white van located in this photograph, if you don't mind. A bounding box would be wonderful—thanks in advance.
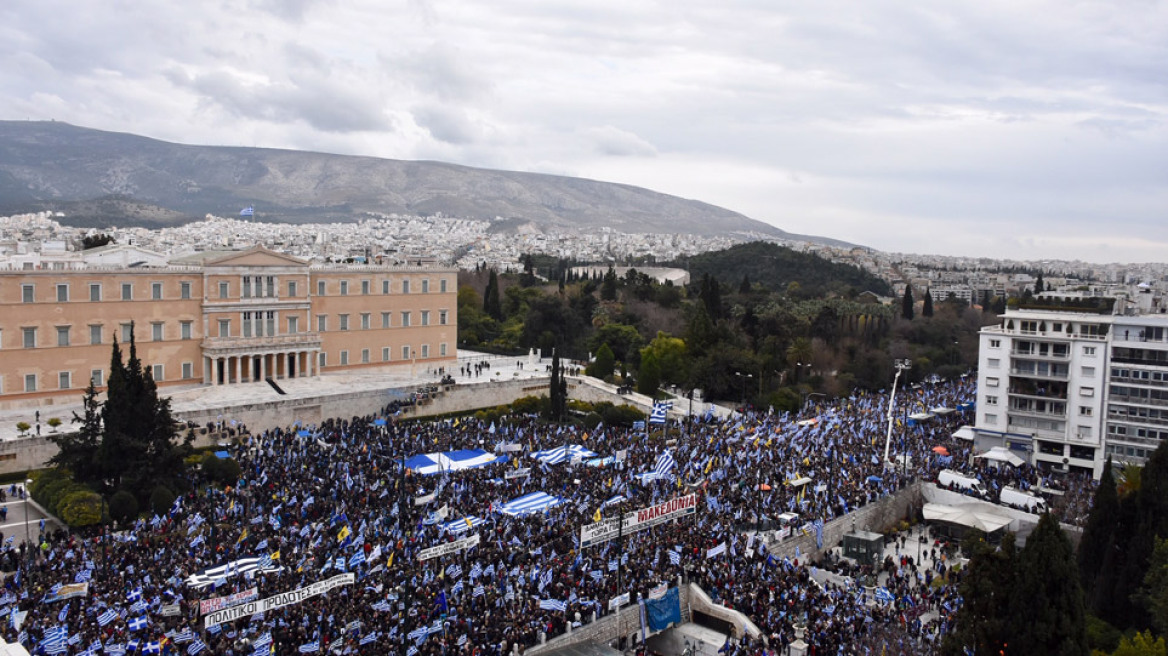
[936,469,989,498]
[999,486,1047,513]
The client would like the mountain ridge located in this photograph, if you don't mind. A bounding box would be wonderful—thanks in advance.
[0,120,852,246]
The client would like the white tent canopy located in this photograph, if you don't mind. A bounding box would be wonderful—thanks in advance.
[923,502,1012,533]
[909,412,935,421]
[952,426,976,441]
[975,446,1025,468]
[930,406,956,416]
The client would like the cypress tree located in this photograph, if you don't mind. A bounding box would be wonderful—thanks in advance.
[637,351,661,397]
[901,286,915,320]
[942,533,1017,655]
[484,269,503,320]
[1079,458,1118,600]
[601,266,618,301]
[923,288,934,317]
[1009,513,1088,655]
[50,380,103,486]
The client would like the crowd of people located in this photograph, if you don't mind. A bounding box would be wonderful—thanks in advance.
[0,375,1089,655]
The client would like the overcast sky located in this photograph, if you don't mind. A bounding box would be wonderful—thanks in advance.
[2,1,1165,263]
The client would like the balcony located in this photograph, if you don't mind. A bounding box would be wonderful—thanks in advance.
[201,332,322,357]
[1009,367,1068,380]
[1109,393,1168,410]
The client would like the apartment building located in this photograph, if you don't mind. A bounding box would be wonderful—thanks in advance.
[0,247,456,409]
[974,300,1168,478]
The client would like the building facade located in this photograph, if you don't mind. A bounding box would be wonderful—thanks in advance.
[0,247,457,409]
[975,304,1168,478]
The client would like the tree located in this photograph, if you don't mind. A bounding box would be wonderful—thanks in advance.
[699,273,723,320]
[922,288,934,317]
[601,266,618,301]
[1079,457,1118,601]
[1111,632,1167,656]
[545,350,567,422]
[638,351,661,397]
[483,269,503,320]
[901,285,915,320]
[1035,271,1045,294]
[49,381,103,486]
[588,343,615,380]
[942,533,1017,655]
[1008,513,1088,655]
[739,274,751,295]
[640,332,688,387]
[82,233,114,249]
[1137,538,1168,636]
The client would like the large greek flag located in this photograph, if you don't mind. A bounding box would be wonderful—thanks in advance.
[649,402,672,425]
[184,556,281,589]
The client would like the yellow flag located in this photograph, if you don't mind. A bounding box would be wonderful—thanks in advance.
[271,550,281,561]
[704,459,712,474]
[464,517,473,530]
[236,527,248,544]
[337,525,351,543]
[387,552,394,568]
[453,418,460,428]
[593,508,602,523]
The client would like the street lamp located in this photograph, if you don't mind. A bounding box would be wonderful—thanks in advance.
[734,372,753,409]
[883,359,912,466]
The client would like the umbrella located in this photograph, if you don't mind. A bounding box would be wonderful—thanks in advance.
[932,446,950,456]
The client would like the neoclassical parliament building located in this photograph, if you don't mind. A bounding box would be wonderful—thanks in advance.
[0,246,457,409]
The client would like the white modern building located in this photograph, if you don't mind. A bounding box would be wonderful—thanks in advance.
[973,299,1168,479]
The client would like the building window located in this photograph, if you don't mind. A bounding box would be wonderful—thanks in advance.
[317,315,327,332]
[152,282,163,300]
[421,344,430,358]
[319,352,327,368]
[382,312,391,328]
[266,276,274,298]
[421,311,430,326]
[984,413,997,426]
[1079,406,1093,416]
[181,321,193,340]
[152,364,163,382]
[361,313,370,330]
[288,280,298,298]
[91,369,103,387]
[243,312,253,338]
[1076,426,1093,439]
[121,324,133,343]
[181,282,191,299]
[361,348,370,363]
[219,281,229,299]
[985,395,998,406]
[402,280,411,294]
[24,374,36,393]
[89,283,102,302]
[1081,387,1095,397]
[382,279,390,294]
[988,339,1000,348]
[1082,366,1096,377]
[401,312,411,327]
[362,280,370,295]
[987,358,1000,368]
[90,325,102,345]
[58,371,71,390]
[439,310,448,326]
[422,279,430,294]
[218,319,230,338]
[56,326,70,347]
[382,347,391,362]
[317,280,326,296]
[56,284,69,303]
[182,362,193,379]
[340,280,349,296]
[121,283,133,300]
[440,343,447,356]
[152,322,164,342]
[986,377,999,387]
[339,314,350,331]
[265,311,275,337]
[287,316,299,334]
[440,279,448,293]
[402,345,411,360]
[22,327,36,349]
[21,284,33,304]
[1084,346,1096,356]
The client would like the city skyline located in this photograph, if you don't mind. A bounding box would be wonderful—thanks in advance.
[1,1,1165,263]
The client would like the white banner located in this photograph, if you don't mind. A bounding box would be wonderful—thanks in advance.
[414,493,436,506]
[203,573,354,628]
[580,494,698,548]
[608,592,630,611]
[505,468,531,480]
[417,533,480,562]
[495,443,523,453]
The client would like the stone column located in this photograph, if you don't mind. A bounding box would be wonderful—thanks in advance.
[234,357,241,385]
[259,354,266,380]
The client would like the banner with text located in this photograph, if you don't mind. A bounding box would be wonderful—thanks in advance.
[580,494,697,548]
[204,574,354,628]
[417,533,481,562]
[199,587,259,616]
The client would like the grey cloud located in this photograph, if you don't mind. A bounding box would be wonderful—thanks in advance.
[414,106,477,145]
[584,126,657,157]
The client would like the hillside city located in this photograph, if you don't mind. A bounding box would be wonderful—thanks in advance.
[2,210,1166,304]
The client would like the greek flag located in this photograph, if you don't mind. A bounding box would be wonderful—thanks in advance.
[186,639,208,655]
[360,632,380,646]
[298,641,319,653]
[706,542,727,559]
[240,206,254,217]
[473,585,485,598]
[668,550,681,565]
[452,580,464,596]
[97,609,118,627]
[446,564,462,578]
[538,598,567,612]
[128,616,148,631]
[349,551,365,568]
[649,402,672,425]
[632,421,646,431]
[654,451,675,478]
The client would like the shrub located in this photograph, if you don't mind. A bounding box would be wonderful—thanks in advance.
[108,490,139,525]
[15,422,30,436]
[510,395,543,415]
[58,490,102,527]
[600,404,646,427]
[216,459,241,484]
[582,412,603,430]
[149,486,175,516]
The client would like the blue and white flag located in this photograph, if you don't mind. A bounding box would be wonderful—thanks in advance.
[706,542,727,559]
[298,640,319,653]
[649,402,672,425]
[128,616,148,631]
[240,206,254,217]
[538,598,567,612]
[668,550,681,566]
[97,609,118,627]
[186,639,208,655]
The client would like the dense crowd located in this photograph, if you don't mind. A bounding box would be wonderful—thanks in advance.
[0,375,1086,655]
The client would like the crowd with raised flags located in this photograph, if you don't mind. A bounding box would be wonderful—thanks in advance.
[0,375,1093,654]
